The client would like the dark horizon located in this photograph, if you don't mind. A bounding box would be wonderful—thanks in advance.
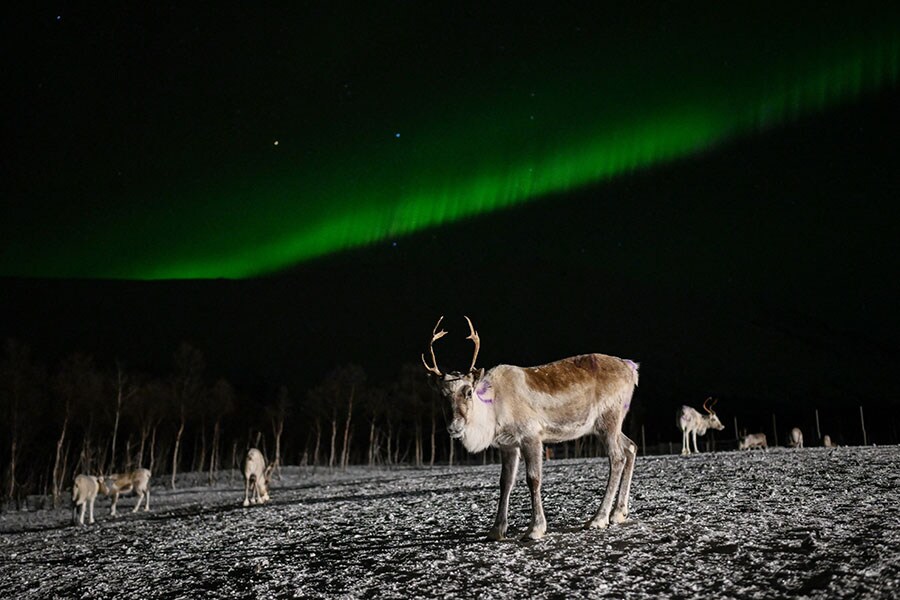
[3,87,899,447]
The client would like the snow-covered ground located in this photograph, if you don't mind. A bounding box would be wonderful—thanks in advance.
[1,446,898,599]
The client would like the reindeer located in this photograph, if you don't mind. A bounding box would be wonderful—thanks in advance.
[789,427,804,448]
[243,448,274,507]
[738,432,768,450]
[678,398,724,455]
[99,468,151,516]
[72,474,101,526]
[823,434,838,448]
[422,316,639,541]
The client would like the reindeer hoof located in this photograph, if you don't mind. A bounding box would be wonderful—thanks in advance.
[242,500,250,507]
[587,517,610,530]
[487,527,506,541]
[611,511,628,524]
[524,527,546,541]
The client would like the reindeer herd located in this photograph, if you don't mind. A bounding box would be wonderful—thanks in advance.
[71,448,274,526]
[64,315,835,543]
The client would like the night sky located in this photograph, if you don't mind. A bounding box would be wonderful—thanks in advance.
[3,4,899,444]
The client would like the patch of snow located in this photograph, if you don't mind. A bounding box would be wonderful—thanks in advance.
[0,448,898,598]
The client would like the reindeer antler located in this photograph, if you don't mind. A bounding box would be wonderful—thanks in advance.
[702,397,714,414]
[464,316,480,372]
[421,316,447,376]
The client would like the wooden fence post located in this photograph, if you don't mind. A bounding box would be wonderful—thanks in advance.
[860,406,868,446]
[772,413,779,447]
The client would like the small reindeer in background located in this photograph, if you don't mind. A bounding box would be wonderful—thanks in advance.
[72,474,101,526]
[789,427,804,448]
[739,432,768,450]
[678,397,725,455]
[99,468,151,516]
[422,316,639,540]
[243,448,274,507]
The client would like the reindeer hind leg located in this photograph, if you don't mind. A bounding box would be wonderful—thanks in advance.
[611,434,637,524]
[588,431,627,530]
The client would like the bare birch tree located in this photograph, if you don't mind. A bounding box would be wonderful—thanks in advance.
[170,342,205,489]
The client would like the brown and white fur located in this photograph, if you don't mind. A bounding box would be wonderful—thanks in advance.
[823,434,838,448]
[99,468,151,516]
[678,398,724,455]
[243,448,274,507]
[789,427,804,448]
[739,432,768,450]
[423,317,639,541]
[72,474,101,526]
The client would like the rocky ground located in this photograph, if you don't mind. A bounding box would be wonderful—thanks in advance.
[1,446,898,599]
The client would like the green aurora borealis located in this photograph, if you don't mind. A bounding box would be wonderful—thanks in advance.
[4,10,899,280]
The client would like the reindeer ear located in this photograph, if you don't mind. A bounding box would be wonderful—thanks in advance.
[473,367,485,380]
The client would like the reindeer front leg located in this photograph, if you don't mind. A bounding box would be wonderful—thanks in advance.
[488,447,520,540]
[110,491,119,517]
[522,440,547,540]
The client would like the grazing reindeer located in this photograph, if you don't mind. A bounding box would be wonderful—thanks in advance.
[99,468,151,516]
[422,316,639,541]
[678,398,725,455]
[823,434,838,448]
[243,448,274,507]
[789,427,804,448]
[739,432,768,450]
[72,474,101,526]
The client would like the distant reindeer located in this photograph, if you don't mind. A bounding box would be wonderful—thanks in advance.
[99,468,151,516]
[72,475,101,526]
[678,398,725,455]
[823,434,838,448]
[243,448,274,507]
[422,316,640,540]
[789,427,804,448]
[738,432,768,450]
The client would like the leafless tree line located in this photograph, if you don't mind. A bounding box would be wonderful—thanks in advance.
[0,339,495,510]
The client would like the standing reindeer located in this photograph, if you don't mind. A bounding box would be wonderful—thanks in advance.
[99,468,151,516]
[72,474,101,526]
[739,432,768,450]
[422,316,640,540]
[243,448,274,507]
[789,427,804,448]
[678,398,724,455]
